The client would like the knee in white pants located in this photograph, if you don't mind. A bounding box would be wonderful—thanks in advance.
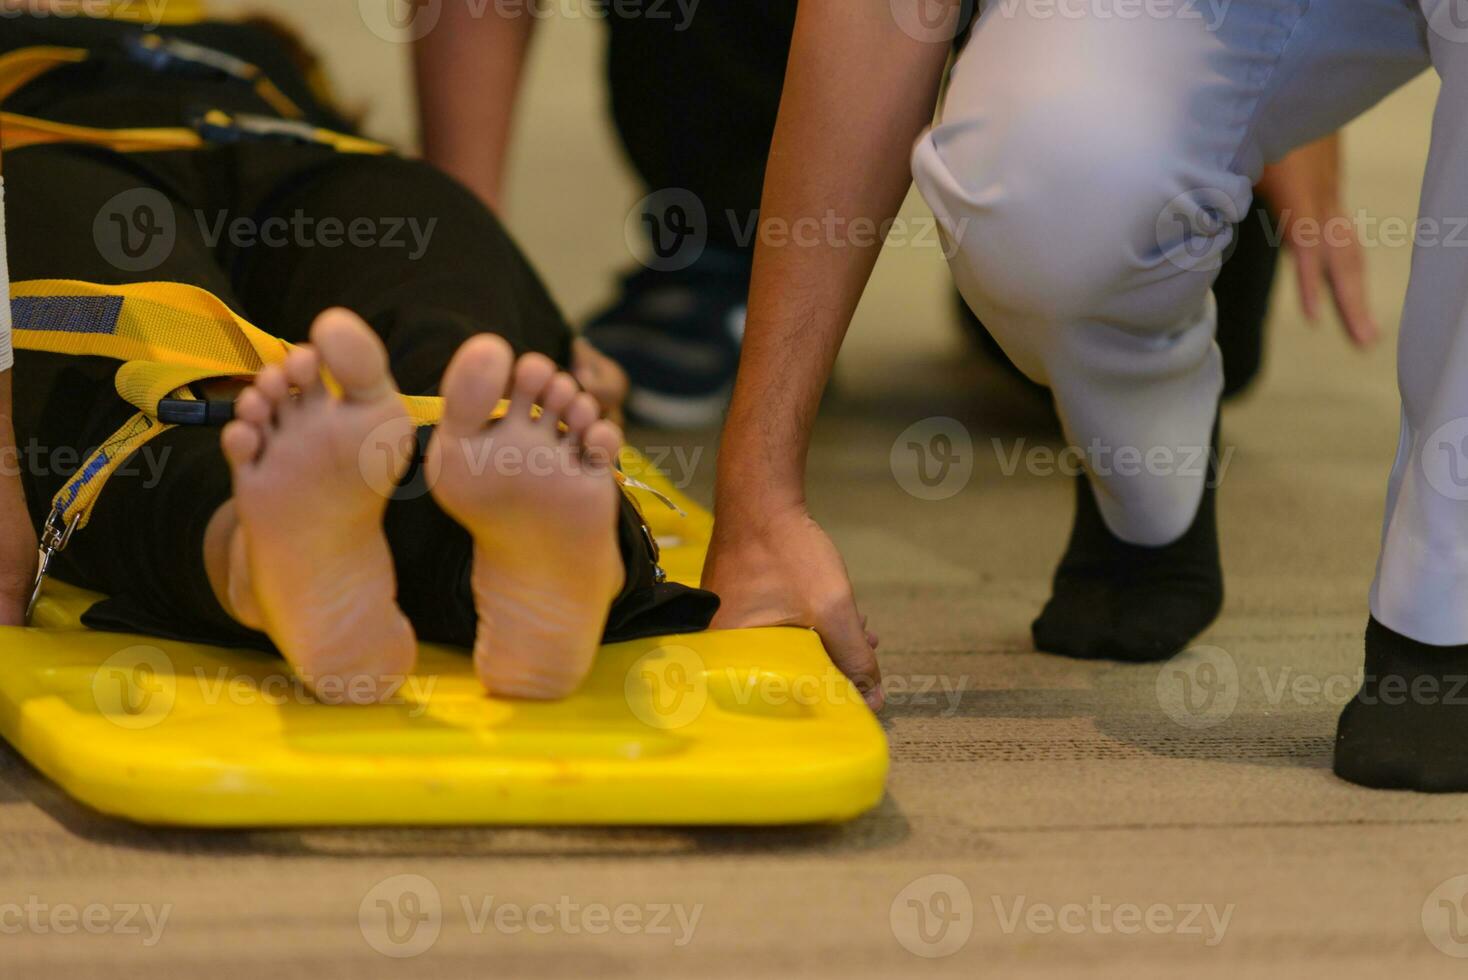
[912,93,1244,344]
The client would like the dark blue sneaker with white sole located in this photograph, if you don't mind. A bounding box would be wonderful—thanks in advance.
[583,247,751,430]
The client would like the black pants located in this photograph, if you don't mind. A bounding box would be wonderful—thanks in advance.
[604,1,1279,393]
[7,141,716,650]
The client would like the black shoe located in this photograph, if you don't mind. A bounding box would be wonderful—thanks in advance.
[583,247,751,430]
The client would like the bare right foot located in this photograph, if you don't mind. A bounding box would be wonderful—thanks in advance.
[220,309,418,704]
[426,337,625,699]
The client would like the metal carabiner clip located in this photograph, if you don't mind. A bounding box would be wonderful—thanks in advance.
[26,508,80,625]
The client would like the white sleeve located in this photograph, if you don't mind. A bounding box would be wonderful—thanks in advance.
[0,177,11,374]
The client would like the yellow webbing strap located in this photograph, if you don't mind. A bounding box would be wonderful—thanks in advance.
[15,279,271,537]
[14,279,676,621]
[1,110,202,153]
[0,108,389,156]
[0,46,89,103]
[0,40,303,120]
[13,280,457,531]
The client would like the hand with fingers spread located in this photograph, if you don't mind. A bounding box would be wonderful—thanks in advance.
[1257,133,1380,349]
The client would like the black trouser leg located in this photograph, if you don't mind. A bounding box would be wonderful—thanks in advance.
[604,0,795,253]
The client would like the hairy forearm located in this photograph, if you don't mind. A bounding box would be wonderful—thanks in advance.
[413,3,536,212]
[717,0,953,516]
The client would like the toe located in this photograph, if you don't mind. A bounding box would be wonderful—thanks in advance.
[510,353,557,419]
[311,308,398,403]
[254,365,292,414]
[538,372,580,426]
[221,420,263,469]
[283,346,324,400]
[439,334,514,433]
[564,392,600,442]
[234,387,273,427]
[581,419,623,472]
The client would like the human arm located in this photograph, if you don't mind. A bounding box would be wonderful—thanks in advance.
[412,3,537,212]
[1256,133,1379,347]
[701,0,958,709]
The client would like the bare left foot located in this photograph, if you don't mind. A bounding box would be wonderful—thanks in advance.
[427,336,625,699]
[572,338,629,425]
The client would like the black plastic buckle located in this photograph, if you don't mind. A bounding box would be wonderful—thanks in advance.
[192,110,319,147]
[157,398,236,426]
[123,33,255,83]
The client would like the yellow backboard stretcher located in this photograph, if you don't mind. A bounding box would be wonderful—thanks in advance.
[0,453,889,826]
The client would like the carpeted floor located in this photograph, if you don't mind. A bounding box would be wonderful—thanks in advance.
[4,7,1466,978]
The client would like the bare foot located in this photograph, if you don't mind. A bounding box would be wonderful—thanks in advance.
[426,336,625,699]
[572,338,629,425]
[220,308,418,704]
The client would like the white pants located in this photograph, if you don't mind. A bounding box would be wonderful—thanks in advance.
[913,0,1468,644]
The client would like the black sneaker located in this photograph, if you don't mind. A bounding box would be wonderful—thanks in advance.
[583,247,751,429]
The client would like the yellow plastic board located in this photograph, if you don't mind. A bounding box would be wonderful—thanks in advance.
[0,452,889,826]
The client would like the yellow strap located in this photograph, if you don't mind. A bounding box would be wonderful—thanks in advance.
[0,41,303,119]
[14,280,524,533]
[14,280,677,546]
[0,47,89,104]
[0,109,390,156]
[2,110,203,153]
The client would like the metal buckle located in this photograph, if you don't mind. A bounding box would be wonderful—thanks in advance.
[640,522,667,585]
[26,508,80,625]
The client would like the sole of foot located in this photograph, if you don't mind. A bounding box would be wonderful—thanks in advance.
[220,308,418,704]
[426,336,625,700]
